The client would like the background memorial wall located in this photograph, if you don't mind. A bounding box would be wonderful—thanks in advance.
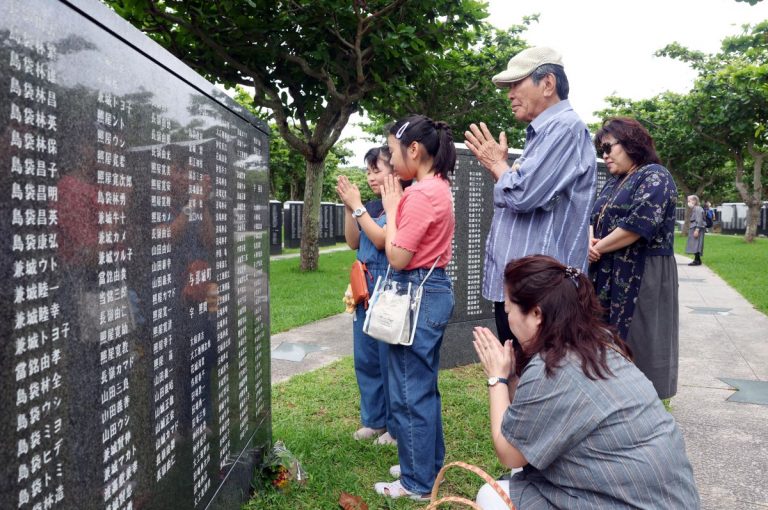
[440,148,607,368]
[439,148,514,367]
[0,1,271,509]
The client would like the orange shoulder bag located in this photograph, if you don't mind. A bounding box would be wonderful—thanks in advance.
[349,261,372,308]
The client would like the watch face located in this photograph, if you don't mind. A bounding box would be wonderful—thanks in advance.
[487,376,499,386]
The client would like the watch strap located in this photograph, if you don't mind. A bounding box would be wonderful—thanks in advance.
[488,376,509,387]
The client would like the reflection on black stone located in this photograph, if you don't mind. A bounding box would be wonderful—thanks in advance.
[0,1,270,509]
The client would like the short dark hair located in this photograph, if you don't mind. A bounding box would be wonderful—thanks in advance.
[363,146,391,170]
[530,64,569,100]
[504,255,629,379]
[388,114,455,183]
[594,117,661,167]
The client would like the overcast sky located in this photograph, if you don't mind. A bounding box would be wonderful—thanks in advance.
[342,0,768,165]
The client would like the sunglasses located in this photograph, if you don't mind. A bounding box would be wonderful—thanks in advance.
[600,141,620,155]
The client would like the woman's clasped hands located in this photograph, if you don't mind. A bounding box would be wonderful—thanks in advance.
[472,326,515,380]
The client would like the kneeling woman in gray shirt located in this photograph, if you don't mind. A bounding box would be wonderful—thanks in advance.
[472,254,699,509]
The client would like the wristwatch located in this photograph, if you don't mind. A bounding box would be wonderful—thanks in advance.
[352,207,368,218]
[487,376,509,387]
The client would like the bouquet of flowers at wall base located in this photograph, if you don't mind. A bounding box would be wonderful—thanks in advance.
[252,440,307,494]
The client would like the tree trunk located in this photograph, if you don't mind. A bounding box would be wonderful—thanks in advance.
[732,148,764,243]
[299,158,325,271]
[745,197,760,243]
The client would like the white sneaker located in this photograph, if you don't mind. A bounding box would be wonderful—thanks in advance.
[389,464,401,478]
[375,432,397,446]
[353,426,386,440]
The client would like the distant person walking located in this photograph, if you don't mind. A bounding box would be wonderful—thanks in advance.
[703,201,715,229]
[463,46,596,347]
[588,117,679,400]
[686,195,706,266]
[337,146,397,446]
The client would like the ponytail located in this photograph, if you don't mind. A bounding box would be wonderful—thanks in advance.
[389,115,455,183]
[432,121,456,182]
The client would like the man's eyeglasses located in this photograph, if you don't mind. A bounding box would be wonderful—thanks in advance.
[600,141,620,155]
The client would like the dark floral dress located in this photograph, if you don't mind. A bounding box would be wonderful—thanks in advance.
[589,164,678,340]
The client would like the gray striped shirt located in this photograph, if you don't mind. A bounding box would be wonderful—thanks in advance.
[502,351,700,508]
[482,100,596,302]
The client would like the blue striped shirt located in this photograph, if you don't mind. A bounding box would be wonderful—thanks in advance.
[482,99,596,302]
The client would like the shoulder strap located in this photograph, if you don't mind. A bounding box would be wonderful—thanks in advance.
[417,256,441,291]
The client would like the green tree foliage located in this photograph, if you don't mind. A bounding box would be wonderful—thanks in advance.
[322,166,375,203]
[104,0,487,270]
[361,20,536,149]
[657,21,768,241]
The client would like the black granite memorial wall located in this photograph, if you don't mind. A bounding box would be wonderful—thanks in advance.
[0,1,271,509]
[319,202,334,246]
[439,148,515,367]
[334,204,346,243]
[269,200,282,255]
[282,201,302,249]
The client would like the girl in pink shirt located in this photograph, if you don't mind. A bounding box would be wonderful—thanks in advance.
[373,115,456,501]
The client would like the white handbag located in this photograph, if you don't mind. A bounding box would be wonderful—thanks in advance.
[363,258,440,346]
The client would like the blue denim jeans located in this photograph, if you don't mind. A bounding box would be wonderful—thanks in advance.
[387,267,454,495]
[352,263,394,433]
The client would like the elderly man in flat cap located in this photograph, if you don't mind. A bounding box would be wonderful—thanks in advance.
[464,47,596,346]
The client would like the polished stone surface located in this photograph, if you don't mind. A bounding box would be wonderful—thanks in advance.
[271,342,324,363]
[688,306,733,315]
[282,201,303,249]
[0,1,271,508]
[334,204,346,243]
[718,378,768,406]
[269,200,282,255]
[319,202,334,246]
[439,149,517,367]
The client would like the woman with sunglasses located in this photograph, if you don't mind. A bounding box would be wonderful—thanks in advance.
[588,117,679,400]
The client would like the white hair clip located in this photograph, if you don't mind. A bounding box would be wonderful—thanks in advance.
[395,121,410,139]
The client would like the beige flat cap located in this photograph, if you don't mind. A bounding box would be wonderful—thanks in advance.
[492,46,564,87]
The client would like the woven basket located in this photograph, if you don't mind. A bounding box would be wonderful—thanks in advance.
[424,461,516,510]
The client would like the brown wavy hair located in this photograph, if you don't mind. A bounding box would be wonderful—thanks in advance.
[594,117,661,167]
[504,255,630,379]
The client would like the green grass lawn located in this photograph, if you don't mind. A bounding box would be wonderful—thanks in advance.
[244,358,502,510]
[252,235,766,508]
[269,249,356,334]
[675,233,768,314]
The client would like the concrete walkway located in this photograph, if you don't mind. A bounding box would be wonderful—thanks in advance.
[269,255,768,509]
